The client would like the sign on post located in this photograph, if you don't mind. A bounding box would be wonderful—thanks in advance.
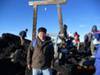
[29,0,67,40]
[29,0,66,5]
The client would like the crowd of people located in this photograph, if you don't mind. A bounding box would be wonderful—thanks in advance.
[27,25,100,75]
[11,25,100,75]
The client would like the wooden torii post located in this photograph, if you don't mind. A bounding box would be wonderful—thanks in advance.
[29,0,67,40]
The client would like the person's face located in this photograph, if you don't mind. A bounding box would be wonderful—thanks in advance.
[38,32,46,41]
[74,36,78,40]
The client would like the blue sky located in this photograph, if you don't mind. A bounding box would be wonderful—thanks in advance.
[0,0,100,41]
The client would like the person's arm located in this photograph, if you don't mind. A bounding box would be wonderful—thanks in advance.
[77,42,80,50]
[27,42,33,70]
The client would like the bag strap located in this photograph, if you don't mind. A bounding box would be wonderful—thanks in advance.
[32,39,37,48]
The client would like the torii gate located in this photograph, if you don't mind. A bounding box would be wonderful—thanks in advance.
[28,0,67,40]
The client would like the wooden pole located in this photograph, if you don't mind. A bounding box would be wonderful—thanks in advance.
[32,5,37,40]
[57,4,64,35]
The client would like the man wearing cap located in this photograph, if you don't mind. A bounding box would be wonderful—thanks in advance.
[27,27,54,75]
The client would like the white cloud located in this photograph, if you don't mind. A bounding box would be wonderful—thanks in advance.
[79,25,86,28]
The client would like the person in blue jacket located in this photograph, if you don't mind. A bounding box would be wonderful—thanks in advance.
[92,25,100,75]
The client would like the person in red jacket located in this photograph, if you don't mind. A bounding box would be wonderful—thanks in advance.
[73,32,80,50]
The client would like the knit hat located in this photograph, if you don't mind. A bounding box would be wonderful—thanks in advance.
[74,32,80,37]
[38,27,47,33]
[92,25,97,32]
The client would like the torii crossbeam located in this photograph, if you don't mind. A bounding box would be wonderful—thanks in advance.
[29,0,66,5]
[29,0,67,40]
